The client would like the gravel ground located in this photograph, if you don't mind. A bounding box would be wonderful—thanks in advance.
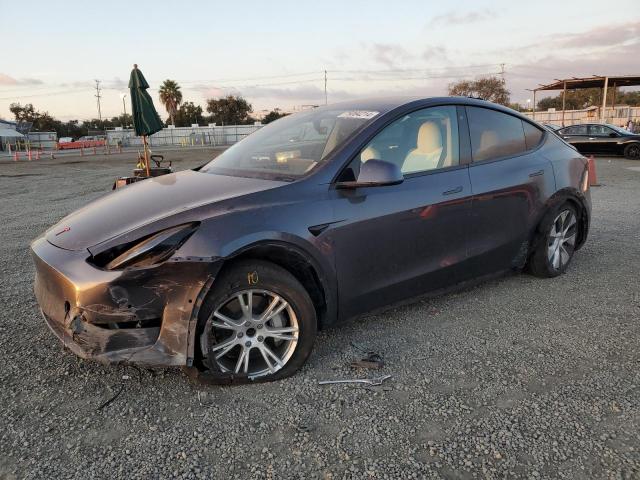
[0,150,638,479]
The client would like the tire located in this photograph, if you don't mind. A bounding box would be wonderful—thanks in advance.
[624,143,640,160]
[187,259,317,384]
[527,203,579,278]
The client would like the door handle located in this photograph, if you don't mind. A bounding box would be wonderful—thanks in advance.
[529,169,544,178]
[588,137,595,140]
[442,186,463,195]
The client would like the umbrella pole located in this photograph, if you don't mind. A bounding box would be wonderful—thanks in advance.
[143,135,151,177]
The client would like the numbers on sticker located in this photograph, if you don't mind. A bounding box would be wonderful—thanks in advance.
[247,271,259,285]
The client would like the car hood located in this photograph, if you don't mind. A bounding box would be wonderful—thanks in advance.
[46,170,286,251]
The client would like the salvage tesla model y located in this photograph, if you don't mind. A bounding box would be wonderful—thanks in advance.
[32,97,591,383]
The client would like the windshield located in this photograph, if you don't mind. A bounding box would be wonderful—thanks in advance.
[200,108,379,180]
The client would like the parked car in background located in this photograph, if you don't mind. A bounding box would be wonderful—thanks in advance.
[32,97,591,383]
[542,123,562,132]
[557,123,640,159]
[58,137,73,143]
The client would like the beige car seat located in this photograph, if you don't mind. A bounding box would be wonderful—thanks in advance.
[403,121,443,173]
[360,146,380,163]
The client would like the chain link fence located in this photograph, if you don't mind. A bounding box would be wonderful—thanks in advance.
[105,125,263,148]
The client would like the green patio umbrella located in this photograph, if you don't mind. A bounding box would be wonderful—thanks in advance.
[129,64,163,176]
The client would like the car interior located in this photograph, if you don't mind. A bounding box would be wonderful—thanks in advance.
[341,108,459,181]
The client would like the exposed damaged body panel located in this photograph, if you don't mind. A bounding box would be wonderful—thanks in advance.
[32,237,221,366]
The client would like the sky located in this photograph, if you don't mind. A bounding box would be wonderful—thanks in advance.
[1,0,638,122]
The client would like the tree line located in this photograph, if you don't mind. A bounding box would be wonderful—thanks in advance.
[6,78,287,139]
[159,79,287,127]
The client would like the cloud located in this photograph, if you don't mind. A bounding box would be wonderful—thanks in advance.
[422,45,449,62]
[493,20,640,61]
[105,77,128,90]
[59,81,93,88]
[552,21,639,49]
[0,73,43,85]
[369,43,413,68]
[428,9,495,27]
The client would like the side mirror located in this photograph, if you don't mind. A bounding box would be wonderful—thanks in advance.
[609,132,618,138]
[337,159,404,189]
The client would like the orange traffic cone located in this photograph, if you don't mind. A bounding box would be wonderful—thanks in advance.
[587,155,600,186]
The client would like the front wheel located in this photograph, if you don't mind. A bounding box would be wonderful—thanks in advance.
[624,143,640,160]
[190,260,317,384]
[528,204,579,278]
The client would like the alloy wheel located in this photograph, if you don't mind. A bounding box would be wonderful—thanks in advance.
[201,289,299,378]
[627,144,640,159]
[547,209,577,270]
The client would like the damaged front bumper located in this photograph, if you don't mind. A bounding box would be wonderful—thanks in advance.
[31,237,221,367]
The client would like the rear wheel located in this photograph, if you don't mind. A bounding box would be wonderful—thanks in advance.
[624,143,640,159]
[528,204,579,278]
[190,260,316,384]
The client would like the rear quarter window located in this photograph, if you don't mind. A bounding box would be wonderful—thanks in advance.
[467,107,526,162]
[523,121,544,149]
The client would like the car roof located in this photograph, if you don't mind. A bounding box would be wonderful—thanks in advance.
[561,123,613,127]
[315,96,527,118]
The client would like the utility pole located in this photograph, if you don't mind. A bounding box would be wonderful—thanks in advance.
[324,70,328,105]
[94,80,102,122]
[499,63,506,83]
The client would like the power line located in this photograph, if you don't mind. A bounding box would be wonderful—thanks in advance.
[1,63,509,96]
[328,64,499,75]
[204,77,325,89]
[173,71,321,85]
[0,89,89,100]
[330,71,500,82]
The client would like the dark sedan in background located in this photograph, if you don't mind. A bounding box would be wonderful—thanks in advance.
[557,123,640,159]
[32,97,591,384]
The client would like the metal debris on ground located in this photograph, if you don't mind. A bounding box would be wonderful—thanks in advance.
[318,374,392,386]
[97,385,124,411]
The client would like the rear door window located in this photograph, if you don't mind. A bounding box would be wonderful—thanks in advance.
[466,107,526,162]
[560,125,588,135]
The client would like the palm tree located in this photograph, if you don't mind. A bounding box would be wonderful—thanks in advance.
[159,79,183,126]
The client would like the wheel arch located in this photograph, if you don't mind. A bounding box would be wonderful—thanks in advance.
[623,141,640,158]
[213,240,336,330]
[536,188,590,250]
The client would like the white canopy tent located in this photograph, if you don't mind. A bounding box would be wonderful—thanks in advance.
[0,126,24,138]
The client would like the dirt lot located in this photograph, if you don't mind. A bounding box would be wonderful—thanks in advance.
[0,149,638,479]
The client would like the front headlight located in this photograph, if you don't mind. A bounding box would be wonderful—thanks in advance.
[91,223,199,270]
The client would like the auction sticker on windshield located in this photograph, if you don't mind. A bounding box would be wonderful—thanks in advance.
[338,111,379,119]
